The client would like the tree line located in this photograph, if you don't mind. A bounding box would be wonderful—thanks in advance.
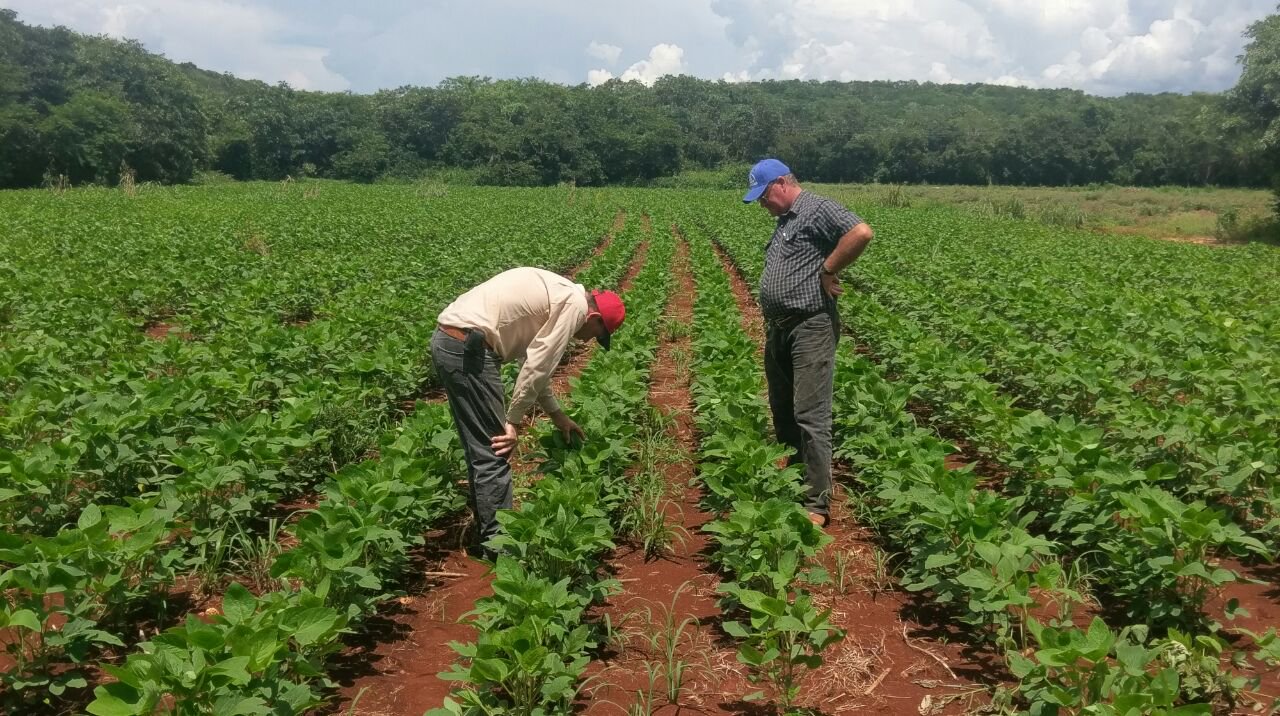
[0,8,1274,190]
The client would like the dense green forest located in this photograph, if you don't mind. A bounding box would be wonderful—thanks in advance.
[0,8,1273,189]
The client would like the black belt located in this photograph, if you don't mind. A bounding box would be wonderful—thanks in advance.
[764,310,826,331]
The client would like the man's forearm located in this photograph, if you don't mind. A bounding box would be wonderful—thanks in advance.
[536,388,562,419]
[507,372,548,424]
[824,224,874,274]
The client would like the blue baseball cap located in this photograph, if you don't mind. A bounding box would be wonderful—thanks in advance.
[742,158,791,203]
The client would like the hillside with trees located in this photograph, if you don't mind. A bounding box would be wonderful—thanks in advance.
[0,8,1271,189]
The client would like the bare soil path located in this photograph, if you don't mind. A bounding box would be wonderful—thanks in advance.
[581,229,762,713]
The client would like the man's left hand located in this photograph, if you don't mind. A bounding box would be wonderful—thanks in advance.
[821,271,843,298]
[550,411,586,444]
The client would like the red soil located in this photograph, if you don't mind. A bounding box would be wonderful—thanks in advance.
[142,320,192,341]
[575,209,628,274]
[580,229,756,713]
[324,518,494,714]
[1207,559,1280,712]
[708,242,765,350]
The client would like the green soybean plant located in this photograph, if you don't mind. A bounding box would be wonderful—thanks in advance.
[87,582,347,716]
[489,479,617,602]
[704,498,831,595]
[0,497,179,705]
[433,557,597,716]
[1007,617,1234,716]
[1099,487,1269,627]
[720,583,845,712]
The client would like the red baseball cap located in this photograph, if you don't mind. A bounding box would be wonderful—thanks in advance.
[590,289,625,350]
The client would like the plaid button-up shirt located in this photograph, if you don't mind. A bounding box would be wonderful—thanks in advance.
[759,190,864,321]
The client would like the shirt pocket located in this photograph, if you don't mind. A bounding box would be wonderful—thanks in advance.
[792,224,830,252]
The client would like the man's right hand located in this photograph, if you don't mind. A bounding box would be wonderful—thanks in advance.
[491,422,519,457]
[550,410,586,444]
[820,270,843,298]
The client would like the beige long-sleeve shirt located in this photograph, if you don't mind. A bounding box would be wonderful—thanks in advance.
[437,267,588,424]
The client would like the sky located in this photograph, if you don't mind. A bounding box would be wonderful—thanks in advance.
[2,0,1274,96]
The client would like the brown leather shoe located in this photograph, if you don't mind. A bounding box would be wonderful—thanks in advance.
[807,511,829,528]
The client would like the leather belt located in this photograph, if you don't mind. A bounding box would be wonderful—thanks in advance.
[438,324,468,342]
[438,324,495,352]
[764,310,825,332]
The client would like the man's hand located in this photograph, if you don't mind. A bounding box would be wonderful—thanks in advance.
[821,270,843,298]
[550,411,586,444]
[821,224,873,298]
[491,422,519,457]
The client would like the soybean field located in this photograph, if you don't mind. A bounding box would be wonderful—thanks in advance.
[2,181,1280,716]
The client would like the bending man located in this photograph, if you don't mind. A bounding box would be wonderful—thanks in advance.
[432,267,625,559]
[742,159,874,528]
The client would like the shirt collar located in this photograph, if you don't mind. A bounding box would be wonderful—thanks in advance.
[778,190,807,220]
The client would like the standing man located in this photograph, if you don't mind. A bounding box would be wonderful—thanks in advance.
[742,159,874,528]
[432,267,625,559]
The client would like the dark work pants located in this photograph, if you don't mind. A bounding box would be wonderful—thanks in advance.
[764,310,838,516]
[430,328,510,547]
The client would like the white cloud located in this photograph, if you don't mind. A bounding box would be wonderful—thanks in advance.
[1060,15,1203,89]
[980,0,1130,35]
[987,74,1034,88]
[586,68,615,86]
[1,0,351,91]
[708,0,1004,85]
[588,43,686,85]
[618,43,687,85]
[705,0,1274,95]
[3,0,1274,95]
[588,42,691,85]
[586,40,622,65]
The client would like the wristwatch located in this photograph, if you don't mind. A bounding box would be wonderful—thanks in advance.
[821,265,838,277]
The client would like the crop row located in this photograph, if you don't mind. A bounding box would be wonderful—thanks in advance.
[839,213,1280,548]
[0,185,633,710]
[431,217,674,713]
[2,184,616,537]
[682,223,844,710]
[814,197,1280,356]
[824,338,1260,714]
[695,204,1279,713]
[77,400,466,714]
[25,191,641,714]
[701,195,1280,550]
[704,206,1268,630]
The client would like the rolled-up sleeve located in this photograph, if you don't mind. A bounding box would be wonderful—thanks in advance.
[814,200,862,250]
[505,299,584,424]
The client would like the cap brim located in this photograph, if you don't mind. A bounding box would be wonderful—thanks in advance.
[596,330,612,351]
[742,184,767,203]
